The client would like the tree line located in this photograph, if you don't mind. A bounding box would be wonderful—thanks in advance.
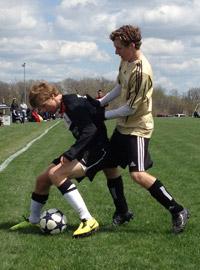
[0,78,200,116]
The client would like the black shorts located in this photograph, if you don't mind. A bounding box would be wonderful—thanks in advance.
[105,129,153,172]
[52,144,109,182]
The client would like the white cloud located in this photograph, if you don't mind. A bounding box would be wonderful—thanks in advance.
[165,58,200,71]
[60,0,97,9]
[144,5,187,24]
[0,36,109,67]
[1,0,200,92]
[143,38,184,55]
[0,4,38,32]
[0,60,13,69]
[55,12,118,38]
[143,2,200,30]
[59,41,110,61]
[18,10,37,29]
[0,37,38,51]
[154,75,176,90]
[56,16,77,31]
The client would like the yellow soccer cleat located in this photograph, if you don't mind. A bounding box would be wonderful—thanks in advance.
[10,217,39,231]
[73,217,99,238]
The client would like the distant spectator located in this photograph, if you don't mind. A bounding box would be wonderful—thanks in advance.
[10,98,22,123]
[10,98,19,111]
[28,108,43,122]
[40,111,56,121]
[0,112,3,126]
[96,89,108,107]
[96,89,104,99]
[41,111,49,121]
[20,102,28,123]
[193,111,200,118]
[50,113,56,120]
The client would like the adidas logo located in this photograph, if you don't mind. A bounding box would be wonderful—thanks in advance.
[130,161,136,167]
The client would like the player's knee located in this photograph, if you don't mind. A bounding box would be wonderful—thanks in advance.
[130,171,155,189]
[103,167,119,179]
[48,167,70,184]
[130,171,143,183]
[48,167,59,183]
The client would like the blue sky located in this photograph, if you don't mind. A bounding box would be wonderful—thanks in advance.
[1,0,200,94]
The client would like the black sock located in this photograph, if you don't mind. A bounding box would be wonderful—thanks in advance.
[29,192,49,223]
[148,179,183,215]
[107,176,128,214]
[57,179,76,195]
[32,192,49,204]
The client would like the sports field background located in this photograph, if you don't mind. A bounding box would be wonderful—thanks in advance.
[0,118,199,270]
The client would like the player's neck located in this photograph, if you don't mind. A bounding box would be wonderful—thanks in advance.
[128,50,141,63]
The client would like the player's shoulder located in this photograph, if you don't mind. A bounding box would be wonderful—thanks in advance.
[62,93,77,102]
[62,94,85,108]
[63,94,93,117]
[140,54,153,76]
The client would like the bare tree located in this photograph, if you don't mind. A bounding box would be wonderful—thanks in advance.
[1,78,200,116]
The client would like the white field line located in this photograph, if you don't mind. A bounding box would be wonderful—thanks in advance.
[0,121,60,173]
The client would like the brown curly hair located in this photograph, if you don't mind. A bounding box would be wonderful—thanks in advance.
[110,25,142,49]
[29,82,59,108]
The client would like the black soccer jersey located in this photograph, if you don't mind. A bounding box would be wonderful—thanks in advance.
[61,94,109,161]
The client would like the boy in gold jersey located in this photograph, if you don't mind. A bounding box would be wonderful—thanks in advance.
[87,25,189,233]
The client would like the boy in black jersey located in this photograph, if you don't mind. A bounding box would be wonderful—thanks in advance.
[10,81,119,238]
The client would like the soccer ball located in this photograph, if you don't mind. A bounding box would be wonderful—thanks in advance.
[40,208,67,235]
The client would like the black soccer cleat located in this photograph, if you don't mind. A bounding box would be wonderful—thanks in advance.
[172,208,190,234]
[112,211,134,226]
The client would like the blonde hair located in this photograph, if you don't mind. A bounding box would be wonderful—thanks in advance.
[29,82,59,108]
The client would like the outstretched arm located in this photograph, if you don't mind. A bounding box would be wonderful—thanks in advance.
[105,104,135,119]
[99,83,121,106]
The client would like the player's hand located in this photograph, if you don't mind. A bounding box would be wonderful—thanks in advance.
[86,94,106,121]
[86,94,101,107]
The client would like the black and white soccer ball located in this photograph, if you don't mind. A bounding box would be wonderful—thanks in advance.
[40,208,67,235]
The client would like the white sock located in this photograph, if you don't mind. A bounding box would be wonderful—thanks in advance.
[29,199,44,224]
[63,183,92,220]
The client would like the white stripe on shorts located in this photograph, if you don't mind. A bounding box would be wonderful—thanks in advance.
[80,149,107,172]
[137,137,145,171]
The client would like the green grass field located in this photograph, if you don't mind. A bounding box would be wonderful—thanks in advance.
[0,118,199,270]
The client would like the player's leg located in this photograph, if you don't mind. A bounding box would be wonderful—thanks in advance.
[48,159,99,238]
[10,164,53,230]
[28,165,53,224]
[132,171,189,233]
[129,136,189,233]
[103,130,133,225]
[103,167,133,225]
[48,157,86,185]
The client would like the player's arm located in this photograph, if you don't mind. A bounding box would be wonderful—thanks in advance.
[104,74,152,120]
[86,83,121,108]
[105,104,135,119]
[86,93,134,121]
[99,83,121,106]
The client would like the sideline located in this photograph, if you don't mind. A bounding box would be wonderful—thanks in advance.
[0,121,60,173]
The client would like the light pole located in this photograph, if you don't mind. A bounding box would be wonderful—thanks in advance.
[22,62,26,104]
